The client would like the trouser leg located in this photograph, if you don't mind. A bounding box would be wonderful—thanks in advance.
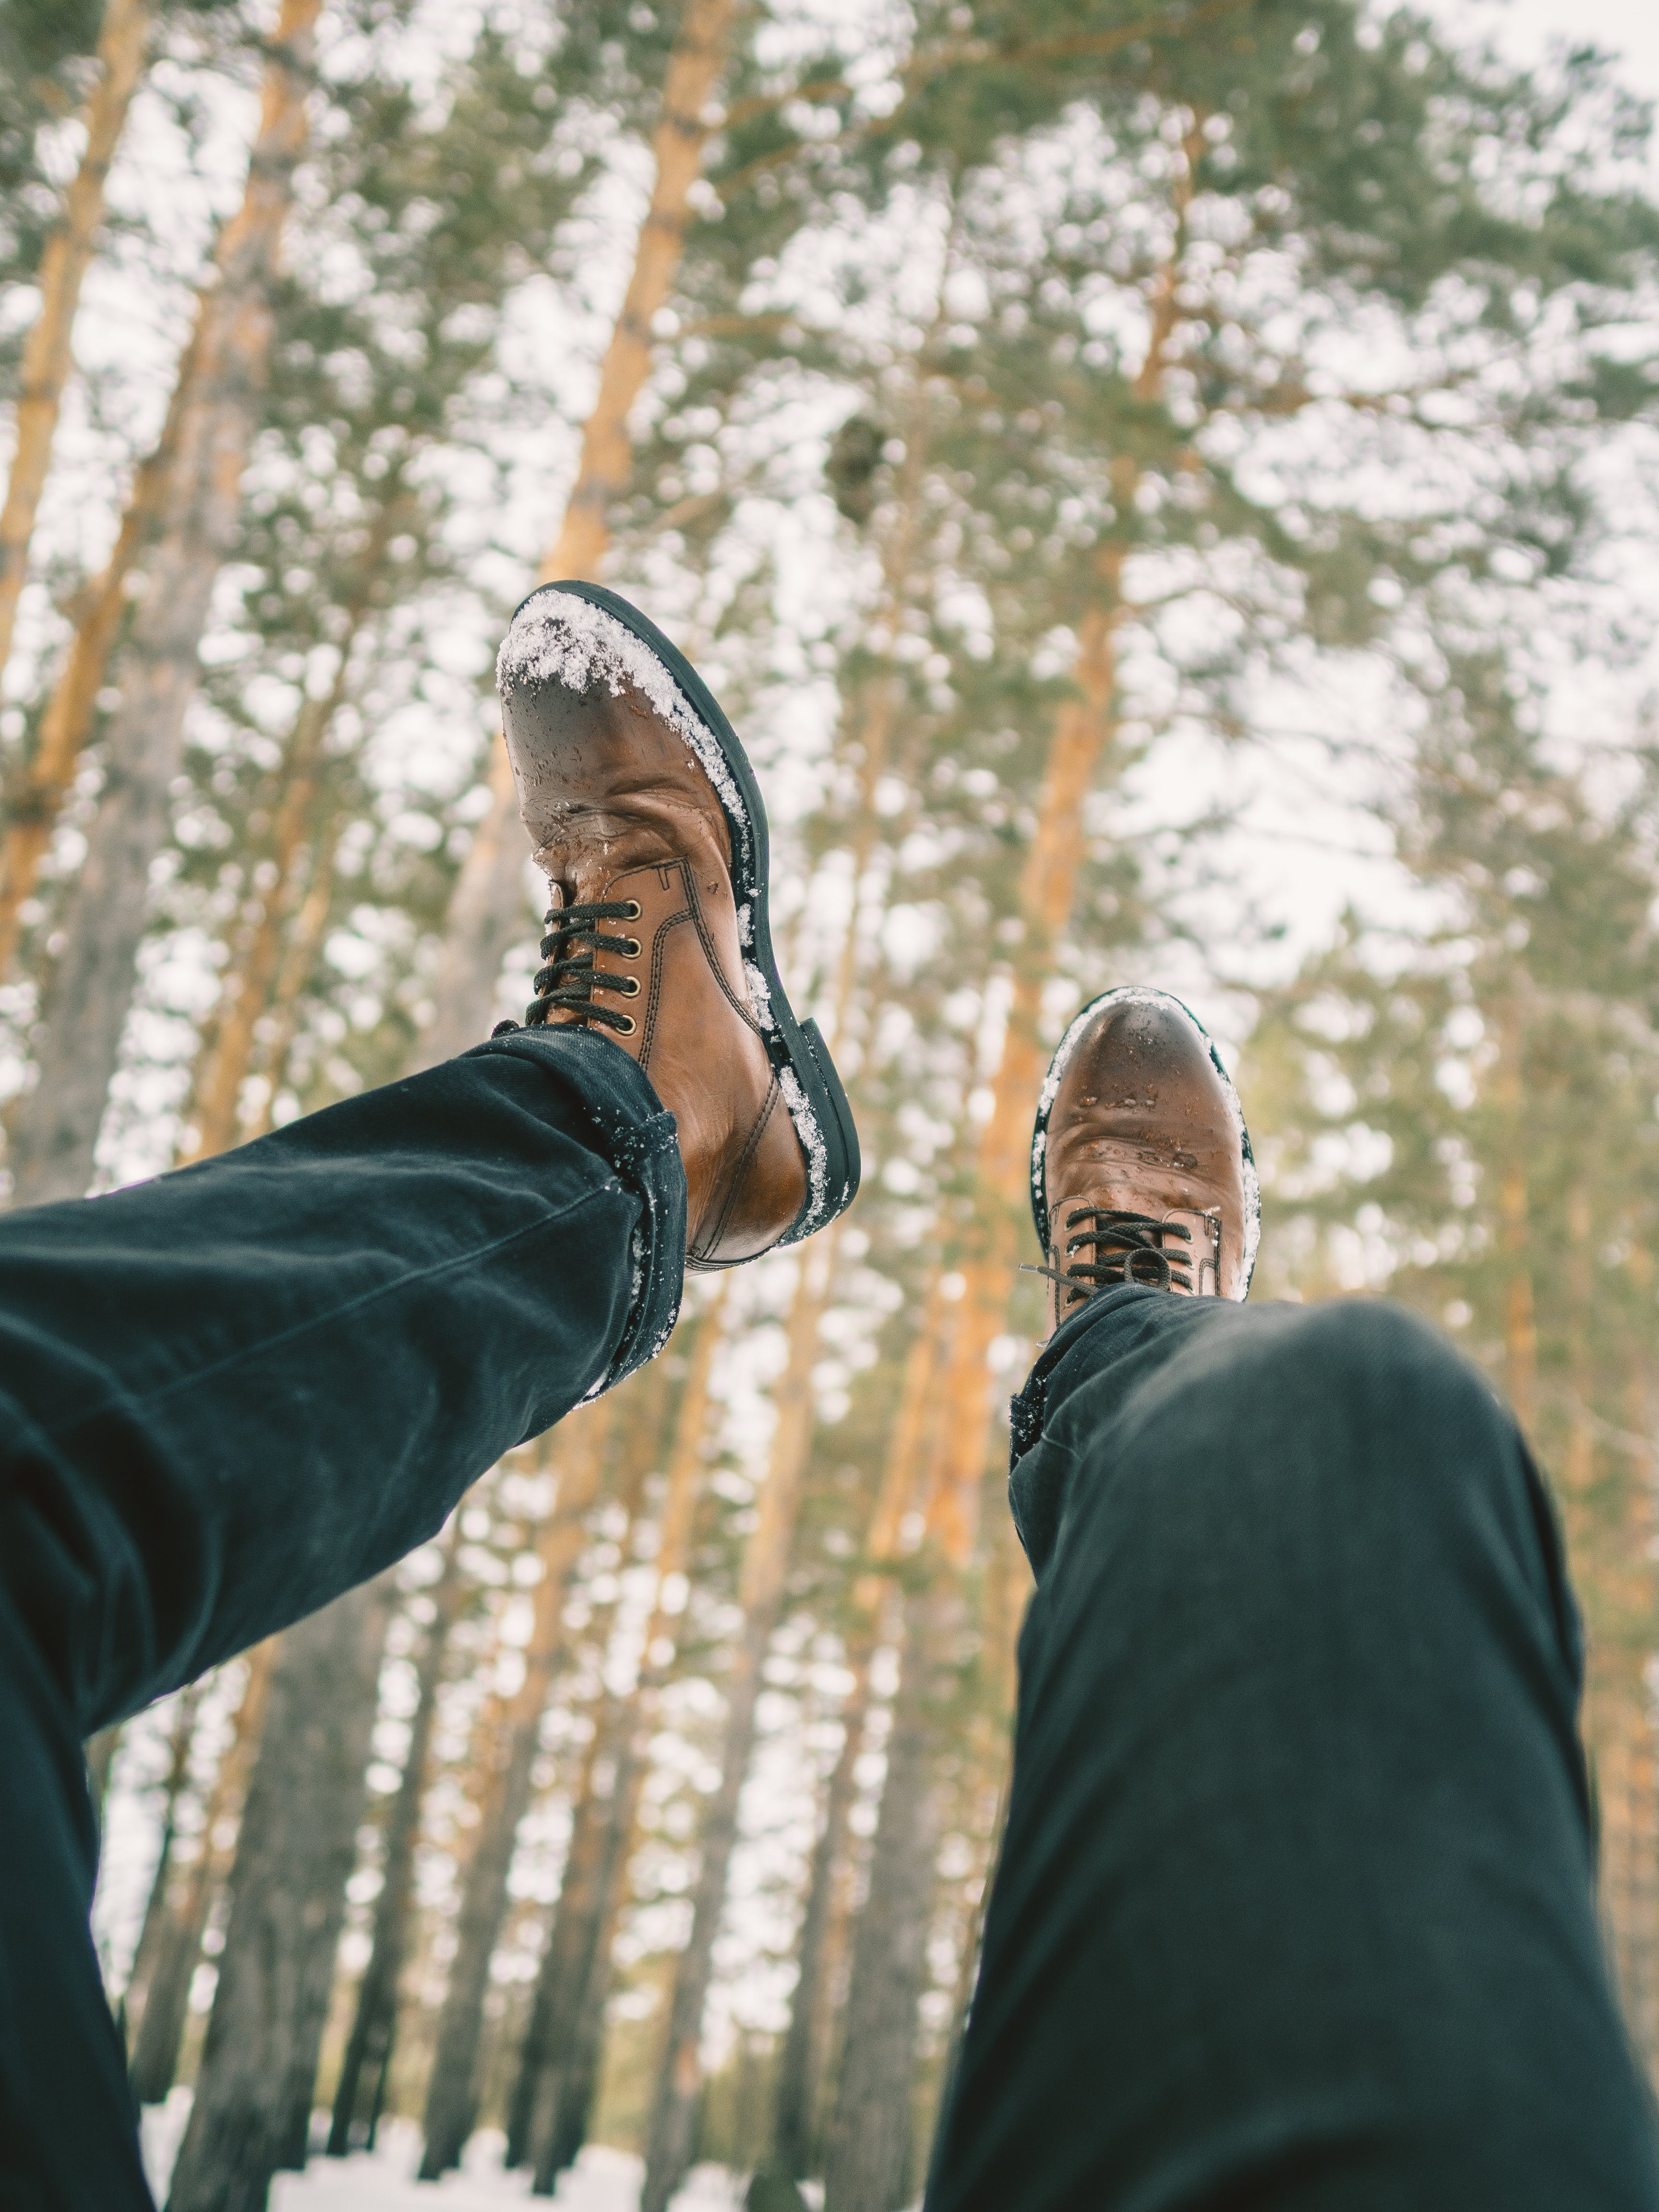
[928,1288,1659,2211]
[0,1026,683,2209]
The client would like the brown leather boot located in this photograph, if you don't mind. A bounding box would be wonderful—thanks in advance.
[1029,987,1258,1332]
[494,581,859,1268]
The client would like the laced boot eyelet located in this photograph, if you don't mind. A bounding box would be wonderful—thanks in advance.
[618,975,641,998]
[615,1014,637,1036]
[622,937,641,958]
[623,899,642,920]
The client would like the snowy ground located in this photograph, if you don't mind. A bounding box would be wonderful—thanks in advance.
[139,2100,798,2211]
[135,2105,774,2212]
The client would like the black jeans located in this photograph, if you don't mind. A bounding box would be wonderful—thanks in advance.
[6,1046,1657,2210]
[927,1286,1659,2209]
[0,1028,683,2211]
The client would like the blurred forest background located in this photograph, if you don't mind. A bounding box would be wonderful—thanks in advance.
[5,0,1659,2205]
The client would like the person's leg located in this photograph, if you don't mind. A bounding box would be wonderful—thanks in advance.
[0,1025,682,2211]
[929,1286,1659,2211]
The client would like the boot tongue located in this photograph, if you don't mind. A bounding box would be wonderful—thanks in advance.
[533,798,723,903]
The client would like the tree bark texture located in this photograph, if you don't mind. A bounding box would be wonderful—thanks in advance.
[243,814,342,1136]
[408,0,739,1067]
[0,318,200,980]
[181,697,335,1161]
[417,1403,615,2178]
[0,0,154,684]
[165,1580,390,2212]
[502,1687,632,2179]
[821,1583,945,2212]
[180,503,395,1161]
[326,1526,465,2156]
[8,0,322,1207]
[119,1676,207,2044]
[1497,995,1538,1432]
[770,1643,873,2178]
[505,1716,613,2167]
[129,1640,276,2106]
[529,1752,640,2191]
[785,1294,950,2189]
[639,1246,832,2212]
[920,161,1203,1565]
[511,1287,727,2180]
[921,589,1122,1563]
[768,1273,952,2172]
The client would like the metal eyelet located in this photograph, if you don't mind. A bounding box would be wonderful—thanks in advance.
[623,900,641,920]
[615,1015,637,1036]
[622,937,641,958]
[618,975,640,998]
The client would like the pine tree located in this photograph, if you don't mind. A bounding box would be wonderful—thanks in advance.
[638,1239,839,2212]
[118,1674,208,2053]
[1244,656,1659,2067]
[8,0,325,1204]
[0,0,155,683]
[768,1272,951,2182]
[0,0,106,361]
[128,1638,276,2106]
[508,1284,730,2181]
[417,1400,617,2176]
[165,1578,393,2212]
[325,1520,466,2155]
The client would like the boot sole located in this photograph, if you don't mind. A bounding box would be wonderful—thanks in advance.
[520,579,861,1247]
[1028,985,1260,1296]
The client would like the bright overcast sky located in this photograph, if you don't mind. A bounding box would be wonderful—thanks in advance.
[1436,0,1659,120]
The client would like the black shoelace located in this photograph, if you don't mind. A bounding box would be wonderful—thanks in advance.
[521,897,643,1034]
[1027,1206,1195,1310]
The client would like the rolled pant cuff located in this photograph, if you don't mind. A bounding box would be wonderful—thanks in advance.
[1009,1281,1154,1467]
[462,1025,686,1392]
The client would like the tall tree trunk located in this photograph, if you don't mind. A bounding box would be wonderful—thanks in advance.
[922,587,1122,1562]
[919,141,1202,1566]
[166,1578,392,2212]
[130,1639,276,2105]
[0,323,200,979]
[120,1675,208,2042]
[926,1755,1008,2196]
[417,1401,617,2179]
[0,0,154,685]
[508,1301,722,2174]
[407,0,739,1066]
[180,505,395,1163]
[640,1240,834,2212]
[505,1712,615,2168]
[504,1688,638,2184]
[244,816,342,1136]
[7,0,323,1207]
[530,1747,643,2190]
[511,1285,728,2182]
[326,1522,466,2156]
[1496,993,1537,1431]
[180,696,335,1162]
[767,1275,949,2179]
[821,1581,944,2212]
[770,1642,873,2180]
